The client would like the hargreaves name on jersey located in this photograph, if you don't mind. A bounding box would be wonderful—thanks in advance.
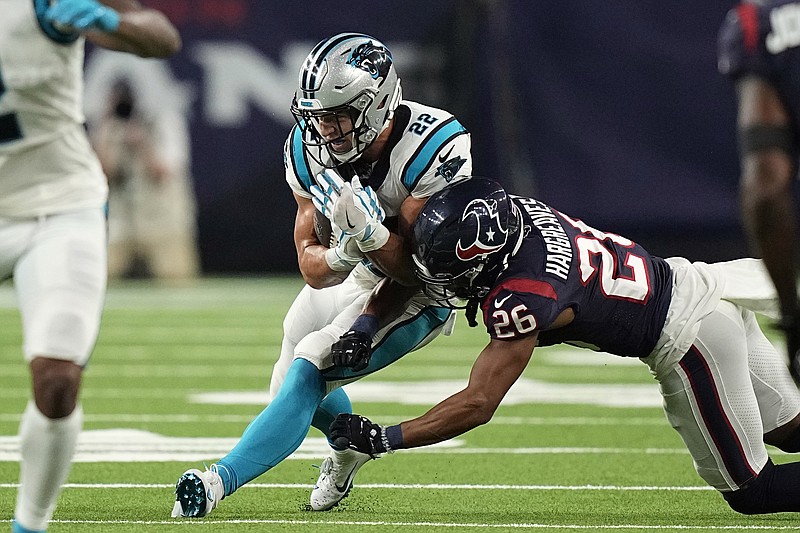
[516,197,572,281]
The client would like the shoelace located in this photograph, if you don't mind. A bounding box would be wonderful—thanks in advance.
[319,457,335,477]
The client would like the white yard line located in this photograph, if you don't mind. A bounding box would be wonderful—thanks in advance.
[0,414,666,425]
[2,482,712,491]
[1,518,793,531]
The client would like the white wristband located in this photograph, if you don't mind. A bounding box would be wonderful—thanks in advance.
[325,247,360,272]
[356,224,390,253]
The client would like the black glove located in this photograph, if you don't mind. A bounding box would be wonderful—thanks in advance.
[329,413,386,458]
[331,329,372,372]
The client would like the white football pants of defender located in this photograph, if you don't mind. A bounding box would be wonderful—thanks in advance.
[270,263,454,399]
[644,258,800,492]
[0,209,107,531]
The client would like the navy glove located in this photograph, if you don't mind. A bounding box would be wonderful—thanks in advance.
[331,329,372,372]
[330,414,387,458]
[46,0,120,32]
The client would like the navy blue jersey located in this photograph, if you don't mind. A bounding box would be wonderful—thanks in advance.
[718,0,800,134]
[481,197,672,357]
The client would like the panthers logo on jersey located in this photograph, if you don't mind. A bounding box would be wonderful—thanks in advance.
[348,42,393,81]
[455,198,508,261]
[436,155,467,182]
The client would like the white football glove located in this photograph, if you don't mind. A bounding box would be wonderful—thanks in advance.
[324,223,364,272]
[312,169,390,253]
[336,179,389,252]
[310,169,344,220]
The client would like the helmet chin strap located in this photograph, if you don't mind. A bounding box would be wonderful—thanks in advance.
[465,299,480,328]
[329,144,360,165]
[329,122,377,165]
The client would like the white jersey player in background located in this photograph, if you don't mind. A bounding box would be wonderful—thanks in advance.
[172,33,472,517]
[0,1,180,531]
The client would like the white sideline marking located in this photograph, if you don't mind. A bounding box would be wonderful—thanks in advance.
[0,426,689,462]
[0,429,461,462]
[192,377,662,408]
[3,519,794,530]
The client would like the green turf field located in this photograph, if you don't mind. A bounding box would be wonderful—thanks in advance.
[0,277,798,532]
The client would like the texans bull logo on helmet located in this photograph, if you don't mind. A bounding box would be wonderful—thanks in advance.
[455,198,508,261]
[347,42,393,81]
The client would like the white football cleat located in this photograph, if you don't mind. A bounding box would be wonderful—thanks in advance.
[172,465,225,518]
[309,448,373,511]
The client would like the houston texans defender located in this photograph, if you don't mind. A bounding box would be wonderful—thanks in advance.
[0,1,180,532]
[331,178,800,515]
[719,1,800,384]
[172,33,472,517]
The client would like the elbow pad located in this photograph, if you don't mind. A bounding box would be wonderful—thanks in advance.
[739,124,797,159]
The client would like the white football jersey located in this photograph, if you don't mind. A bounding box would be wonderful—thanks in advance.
[0,0,107,217]
[285,100,472,218]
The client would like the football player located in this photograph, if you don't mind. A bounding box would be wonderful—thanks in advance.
[331,177,800,515]
[0,1,181,532]
[719,1,800,383]
[172,33,472,517]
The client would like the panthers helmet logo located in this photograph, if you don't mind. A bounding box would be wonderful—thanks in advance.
[455,199,508,261]
[347,42,393,81]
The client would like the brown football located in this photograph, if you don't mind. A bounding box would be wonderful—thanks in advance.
[313,209,337,248]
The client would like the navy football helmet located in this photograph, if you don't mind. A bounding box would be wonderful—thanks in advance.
[290,33,402,168]
[412,177,523,310]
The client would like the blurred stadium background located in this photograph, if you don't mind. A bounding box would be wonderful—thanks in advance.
[82,0,745,275]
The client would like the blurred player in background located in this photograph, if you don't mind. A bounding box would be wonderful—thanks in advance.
[0,1,180,531]
[718,0,800,383]
[91,80,200,281]
[332,177,800,515]
[172,32,472,517]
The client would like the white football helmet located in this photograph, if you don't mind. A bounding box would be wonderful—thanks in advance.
[290,33,402,167]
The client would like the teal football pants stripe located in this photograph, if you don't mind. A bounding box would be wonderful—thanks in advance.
[214,306,449,495]
[322,306,451,381]
[216,358,325,495]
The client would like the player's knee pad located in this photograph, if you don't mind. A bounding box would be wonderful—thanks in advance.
[722,460,775,515]
[294,329,340,370]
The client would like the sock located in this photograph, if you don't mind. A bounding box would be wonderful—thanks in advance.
[14,401,82,531]
[724,459,800,513]
[773,423,800,453]
[216,358,325,495]
[311,387,352,443]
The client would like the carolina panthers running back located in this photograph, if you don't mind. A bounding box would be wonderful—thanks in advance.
[173,32,473,519]
[286,92,471,221]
